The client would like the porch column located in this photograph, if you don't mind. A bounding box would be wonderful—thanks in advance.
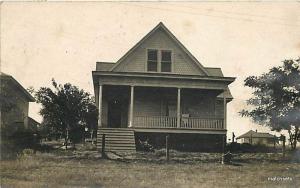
[223,90,227,129]
[98,85,103,128]
[177,88,181,128]
[128,85,135,127]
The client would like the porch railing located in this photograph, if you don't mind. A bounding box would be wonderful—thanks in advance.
[133,116,224,130]
[133,116,177,128]
[181,117,224,129]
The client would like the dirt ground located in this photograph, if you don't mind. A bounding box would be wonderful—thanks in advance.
[1,147,299,188]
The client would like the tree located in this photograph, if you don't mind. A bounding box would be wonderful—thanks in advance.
[240,58,300,150]
[35,79,98,149]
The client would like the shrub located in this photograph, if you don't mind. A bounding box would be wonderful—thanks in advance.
[1,123,40,160]
[21,148,35,156]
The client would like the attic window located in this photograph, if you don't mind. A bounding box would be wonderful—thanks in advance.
[161,50,172,72]
[147,49,158,72]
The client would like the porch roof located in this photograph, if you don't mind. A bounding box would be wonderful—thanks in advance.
[94,63,234,99]
[92,71,235,93]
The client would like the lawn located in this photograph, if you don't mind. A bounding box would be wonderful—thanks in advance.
[1,148,299,188]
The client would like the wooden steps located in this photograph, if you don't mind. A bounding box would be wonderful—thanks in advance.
[97,128,136,153]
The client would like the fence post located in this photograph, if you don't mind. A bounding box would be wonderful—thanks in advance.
[166,135,169,161]
[273,135,276,150]
[282,135,286,158]
[221,134,225,164]
[102,134,106,158]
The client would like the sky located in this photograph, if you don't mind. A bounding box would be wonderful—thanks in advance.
[1,2,300,139]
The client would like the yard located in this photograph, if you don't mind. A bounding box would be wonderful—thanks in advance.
[1,145,299,188]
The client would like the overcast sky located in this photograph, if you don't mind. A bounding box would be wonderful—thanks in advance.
[1,2,300,138]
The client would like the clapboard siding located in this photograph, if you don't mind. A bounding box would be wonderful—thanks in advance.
[215,100,224,118]
[134,88,163,117]
[181,90,216,118]
[133,88,220,118]
[182,97,215,118]
[113,28,205,75]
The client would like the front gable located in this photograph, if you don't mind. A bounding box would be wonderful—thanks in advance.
[111,23,209,76]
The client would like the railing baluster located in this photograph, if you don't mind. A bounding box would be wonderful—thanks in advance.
[133,116,225,130]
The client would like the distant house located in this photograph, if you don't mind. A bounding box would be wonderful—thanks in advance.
[0,72,37,129]
[92,22,235,152]
[236,130,276,146]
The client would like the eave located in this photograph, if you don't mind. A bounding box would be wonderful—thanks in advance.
[1,74,35,102]
[92,71,235,91]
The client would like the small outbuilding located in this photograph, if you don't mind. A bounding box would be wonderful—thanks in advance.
[236,130,277,146]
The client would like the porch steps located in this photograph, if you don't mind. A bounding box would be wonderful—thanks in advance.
[97,128,136,153]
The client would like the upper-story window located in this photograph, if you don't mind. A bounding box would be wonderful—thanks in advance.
[147,49,158,72]
[161,50,172,72]
[147,49,172,72]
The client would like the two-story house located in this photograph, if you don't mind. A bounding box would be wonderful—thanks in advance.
[0,72,36,129]
[92,22,235,152]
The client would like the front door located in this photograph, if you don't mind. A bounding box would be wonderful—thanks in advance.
[108,99,122,128]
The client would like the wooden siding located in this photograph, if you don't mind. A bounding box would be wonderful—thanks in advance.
[181,90,216,118]
[134,88,164,117]
[1,79,31,128]
[113,28,206,75]
[133,88,224,120]
[215,100,225,118]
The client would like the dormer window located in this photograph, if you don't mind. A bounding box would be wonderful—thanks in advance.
[147,49,158,72]
[161,50,172,72]
[147,49,172,72]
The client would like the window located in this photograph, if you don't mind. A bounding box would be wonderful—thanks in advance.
[161,50,172,72]
[147,49,158,72]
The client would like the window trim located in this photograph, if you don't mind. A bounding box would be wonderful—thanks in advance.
[160,50,172,73]
[146,49,158,72]
[146,48,173,73]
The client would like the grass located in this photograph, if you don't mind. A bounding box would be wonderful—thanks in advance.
[1,147,299,188]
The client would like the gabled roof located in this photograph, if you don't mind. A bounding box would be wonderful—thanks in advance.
[237,130,275,139]
[0,72,35,102]
[110,22,210,76]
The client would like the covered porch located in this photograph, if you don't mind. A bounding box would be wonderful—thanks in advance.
[93,71,234,132]
[97,85,228,131]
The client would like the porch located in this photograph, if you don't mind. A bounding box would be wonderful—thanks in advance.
[96,85,228,132]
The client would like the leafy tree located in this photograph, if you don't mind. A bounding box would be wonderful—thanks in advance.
[240,58,300,150]
[35,79,98,149]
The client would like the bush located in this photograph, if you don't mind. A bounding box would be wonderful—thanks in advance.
[21,148,35,156]
[226,142,279,153]
[136,139,155,152]
[1,123,40,160]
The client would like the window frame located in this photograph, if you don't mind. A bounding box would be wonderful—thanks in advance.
[146,49,159,72]
[146,48,173,73]
[160,50,172,73]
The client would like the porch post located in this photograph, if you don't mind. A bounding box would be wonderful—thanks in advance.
[128,85,135,127]
[223,90,227,129]
[177,88,181,128]
[98,85,103,128]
